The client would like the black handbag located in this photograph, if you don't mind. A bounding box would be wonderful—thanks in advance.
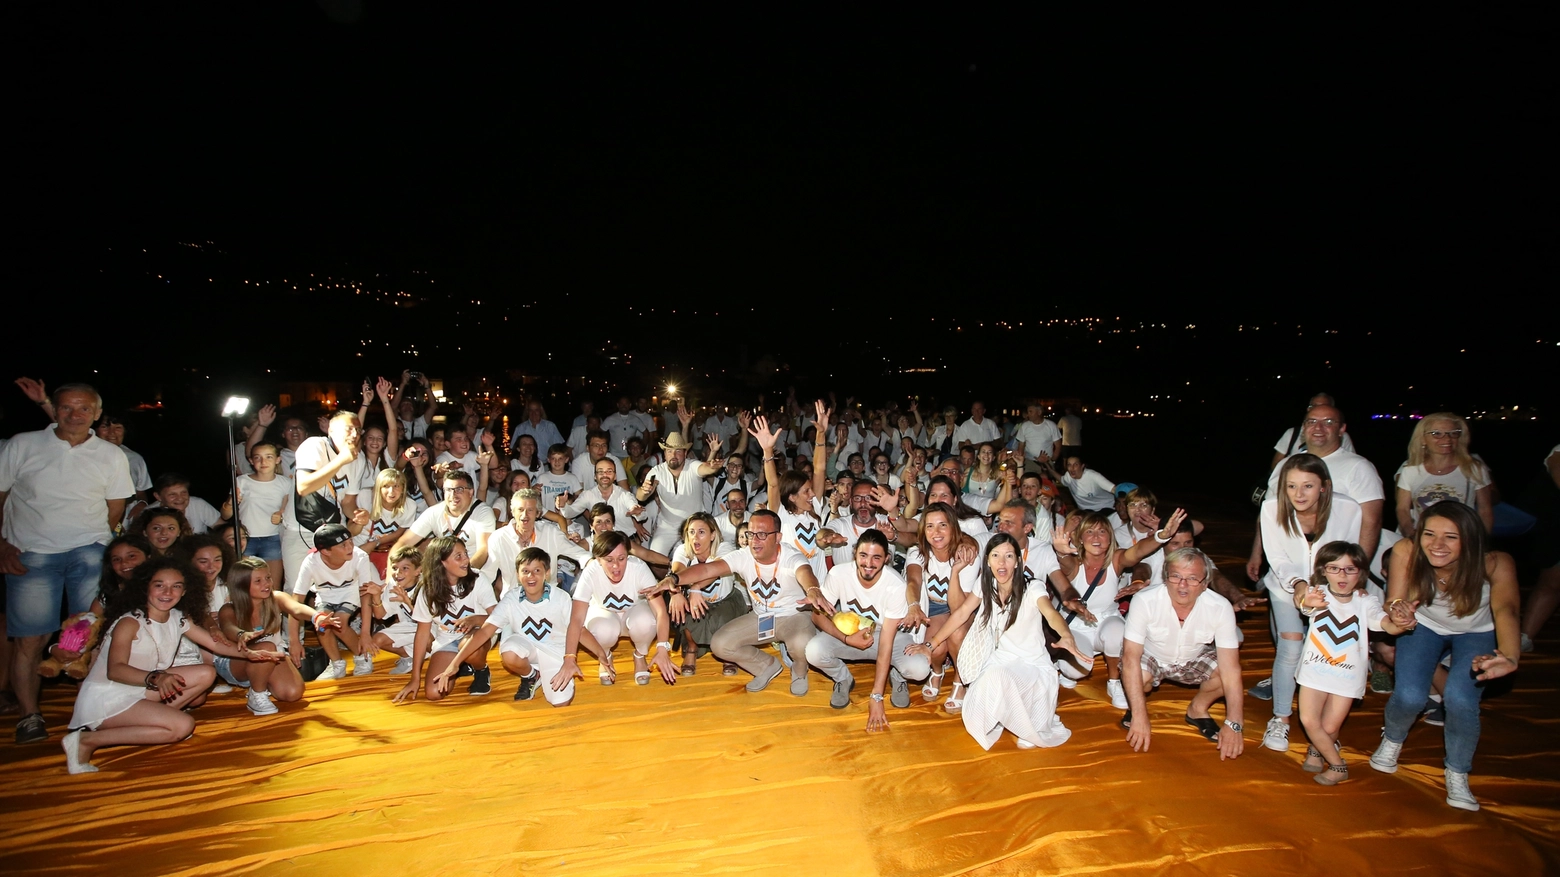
[300,645,330,681]
[1250,427,1301,507]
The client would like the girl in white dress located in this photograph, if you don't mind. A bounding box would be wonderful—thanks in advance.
[1295,541,1415,785]
[62,557,284,774]
[910,533,1090,751]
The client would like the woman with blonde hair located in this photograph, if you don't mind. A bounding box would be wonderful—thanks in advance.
[359,468,417,567]
[1395,413,1493,535]
[216,557,338,716]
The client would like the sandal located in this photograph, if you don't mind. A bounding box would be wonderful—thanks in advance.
[681,658,697,677]
[944,681,967,715]
[633,652,651,685]
[1314,762,1350,786]
[1303,741,1340,773]
[722,663,739,676]
[922,668,946,700]
[1184,713,1221,744]
[599,663,616,686]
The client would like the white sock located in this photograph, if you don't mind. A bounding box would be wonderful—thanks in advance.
[1428,693,1443,704]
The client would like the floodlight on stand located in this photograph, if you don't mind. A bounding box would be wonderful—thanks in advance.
[223,396,250,417]
[220,396,250,559]
[666,384,677,396]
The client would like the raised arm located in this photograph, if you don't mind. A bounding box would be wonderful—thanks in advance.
[749,415,783,513]
[1117,508,1186,571]
[810,400,832,503]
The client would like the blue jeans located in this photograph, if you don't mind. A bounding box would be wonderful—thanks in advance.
[1265,580,1307,719]
[6,544,105,637]
[1383,624,1496,774]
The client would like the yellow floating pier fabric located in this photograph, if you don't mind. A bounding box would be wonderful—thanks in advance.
[2,533,1556,876]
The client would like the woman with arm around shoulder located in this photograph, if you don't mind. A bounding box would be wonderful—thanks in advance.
[62,557,285,774]
[1369,501,1519,811]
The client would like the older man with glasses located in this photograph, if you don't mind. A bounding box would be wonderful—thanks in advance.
[1119,547,1246,760]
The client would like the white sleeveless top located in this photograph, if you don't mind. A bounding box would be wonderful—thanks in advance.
[1415,581,1494,635]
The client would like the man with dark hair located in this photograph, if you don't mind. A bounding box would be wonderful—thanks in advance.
[285,411,369,588]
[397,470,497,573]
[569,428,627,488]
[0,382,134,743]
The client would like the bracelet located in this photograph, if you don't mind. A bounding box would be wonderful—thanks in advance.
[1154,529,1170,544]
[869,693,885,702]
[144,670,162,690]
[654,641,672,653]
[667,572,680,586]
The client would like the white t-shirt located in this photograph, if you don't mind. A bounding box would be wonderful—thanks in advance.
[646,460,706,522]
[1394,461,1491,530]
[1019,539,1062,593]
[820,562,910,626]
[534,470,582,511]
[905,546,978,608]
[1113,523,1166,584]
[1013,419,1062,462]
[122,445,153,492]
[714,510,748,556]
[1259,495,1364,593]
[173,497,224,534]
[400,416,429,441]
[570,454,627,486]
[1062,468,1116,512]
[487,585,572,651]
[559,485,642,536]
[435,450,480,477]
[292,436,369,533]
[827,514,890,567]
[486,521,590,594]
[701,416,741,453]
[0,426,135,554]
[1297,590,1386,698]
[722,545,812,618]
[602,412,646,457]
[290,548,381,608]
[672,544,737,602]
[411,576,498,648]
[778,501,828,580]
[1124,585,1240,664]
[238,475,294,538]
[572,555,658,613]
[953,417,1001,448]
[1267,448,1383,506]
[408,501,498,548]
[356,503,418,548]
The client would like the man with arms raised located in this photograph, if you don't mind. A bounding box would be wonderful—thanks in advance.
[637,401,724,554]
[1120,547,1245,760]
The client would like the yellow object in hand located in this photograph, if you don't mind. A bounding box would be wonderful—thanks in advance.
[833,612,873,636]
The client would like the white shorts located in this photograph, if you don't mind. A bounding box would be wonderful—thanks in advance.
[499,635,572,705]
[380,620,418,652]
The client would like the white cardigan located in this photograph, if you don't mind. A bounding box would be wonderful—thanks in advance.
[1260,495,1363,594]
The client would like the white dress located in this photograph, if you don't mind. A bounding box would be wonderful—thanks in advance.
[70,610,189,731]
[961,596,1071,750]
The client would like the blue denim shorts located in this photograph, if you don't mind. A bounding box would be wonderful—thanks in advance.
[246,534,282,562]
[927,599,951,618]
[6,545,104,637]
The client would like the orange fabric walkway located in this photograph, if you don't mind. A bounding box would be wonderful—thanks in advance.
[3,534,1557,876]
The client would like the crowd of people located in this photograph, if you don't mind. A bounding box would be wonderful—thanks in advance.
[0,376,1552,814]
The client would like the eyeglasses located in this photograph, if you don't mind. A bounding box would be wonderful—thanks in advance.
[1302,418,1339,428]
[747,530,779,540]
[1126,501,1152,510]
[445,486,473,494]
[1323,565,1360,576]
[1426,429,1463,439]
[1166,573,1205,586]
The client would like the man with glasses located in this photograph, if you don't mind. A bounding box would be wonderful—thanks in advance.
[651,509,831,695]
[553,458,643,539]
[1267,393,1355,472]
[397,470,496,573]
[490,489,590,596]
[827,480,894,568]
[1120,547,1245,760]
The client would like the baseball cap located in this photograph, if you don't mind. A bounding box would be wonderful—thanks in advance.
[313,523,353,551]
[1114,482,1138,498]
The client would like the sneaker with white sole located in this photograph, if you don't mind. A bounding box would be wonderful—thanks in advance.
[353,655,374,677]
[211,682,234,695]
[62,729,97,774]
[829,673,855,709]
[1262,717,1291,752]
[1056,672,1077,689]
[246,689,279,716]
[1106,679,1129,710]
[468,667,492,696]
[1444,769,1480,811]
[1421,701,1446,726]
[1370,736,1403,773]
[1249,678,1273,700]
[390,656,414,675]
[314,659,347,681]
[889,668,910,708]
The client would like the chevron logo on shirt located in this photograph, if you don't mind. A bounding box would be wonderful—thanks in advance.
[330,473,352,498]
[603,593,633,611]
[519,618,553,641]
[793,522,818,556]
[372,520,398,537]
[1307,608,1360,665]
[750,576,782,601]
[844,598,880,624]
[926,573,950,603]
[437,604,477,631]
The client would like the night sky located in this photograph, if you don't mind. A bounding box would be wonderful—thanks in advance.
[8,5,1556,426]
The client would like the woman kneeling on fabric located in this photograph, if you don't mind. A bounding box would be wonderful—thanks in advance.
[62,557,285,774]
[216,556,339,716]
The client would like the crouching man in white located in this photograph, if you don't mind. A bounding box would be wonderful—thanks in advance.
[804,529,932,731]
[564,530,678,686]
[1120,547,1245,760]
[432,547,612,705]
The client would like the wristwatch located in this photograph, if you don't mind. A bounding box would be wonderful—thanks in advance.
[1223,719,1242,733]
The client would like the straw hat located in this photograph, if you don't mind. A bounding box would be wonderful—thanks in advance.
[659,432,694,451]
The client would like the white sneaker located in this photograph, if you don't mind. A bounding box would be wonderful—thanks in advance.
[1262,717,1291,752]
[1444,769,1480,811]
[353,655,374,677]
[314,659,347,681]
[246,689,279,716]
[211,682,234,695]
[1520,632,1534,653]
[390,656,414,675]
[1106,679,1129,710]
[1056,673,1077,689]
[1370,736,1403,773]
